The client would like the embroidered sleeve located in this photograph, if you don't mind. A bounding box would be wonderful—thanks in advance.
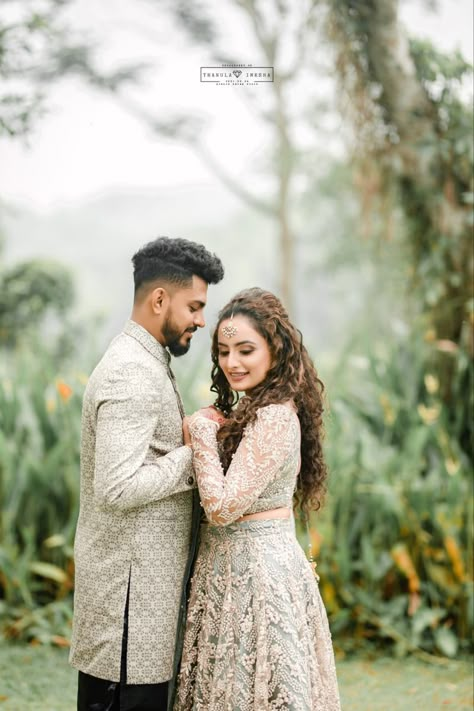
[93,362,193,511]
[188,404,298,525]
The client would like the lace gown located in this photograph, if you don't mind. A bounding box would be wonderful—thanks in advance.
[174,404,341,711]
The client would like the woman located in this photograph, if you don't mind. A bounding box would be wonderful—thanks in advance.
[175,288,340,711]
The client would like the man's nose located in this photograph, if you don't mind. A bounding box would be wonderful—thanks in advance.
[194,312,205,328]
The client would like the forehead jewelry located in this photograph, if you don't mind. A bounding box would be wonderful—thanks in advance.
[221,314,238,339]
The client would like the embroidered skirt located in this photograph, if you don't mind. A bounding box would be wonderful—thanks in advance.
[174,518,341,711]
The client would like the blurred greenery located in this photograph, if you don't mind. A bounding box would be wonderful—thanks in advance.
[326,1,473,412]
[0,0,145,138]
[0,0,472,670]
[0,348,83,645]
[0,327,472,658]
[315,334,472,659]
[0,259,75,349]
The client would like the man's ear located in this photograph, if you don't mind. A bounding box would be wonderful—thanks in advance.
[150,287,169,315]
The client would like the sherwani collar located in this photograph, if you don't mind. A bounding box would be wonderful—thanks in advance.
[123,319,171,365]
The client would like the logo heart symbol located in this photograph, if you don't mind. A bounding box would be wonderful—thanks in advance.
[233,70,242,78]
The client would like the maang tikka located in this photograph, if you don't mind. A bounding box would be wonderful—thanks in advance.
[221,313,238,338]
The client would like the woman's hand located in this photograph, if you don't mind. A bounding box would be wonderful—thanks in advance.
[195,406,227,426]
[184,407,226,446]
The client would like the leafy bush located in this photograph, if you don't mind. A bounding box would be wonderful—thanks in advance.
[312,333,473,658]
[0,350,83,644]
[0,334,471,658]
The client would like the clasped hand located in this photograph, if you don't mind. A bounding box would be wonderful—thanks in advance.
[183,406,226,446]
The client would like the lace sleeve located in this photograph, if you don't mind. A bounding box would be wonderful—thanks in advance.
[188,404,298,526]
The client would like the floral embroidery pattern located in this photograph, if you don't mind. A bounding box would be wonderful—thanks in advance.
[175,405,340,710]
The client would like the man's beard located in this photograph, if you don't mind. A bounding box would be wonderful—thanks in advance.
[162,315,196,357]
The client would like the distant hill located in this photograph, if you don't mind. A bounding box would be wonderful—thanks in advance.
[2,184,277,342]
[1,182,391,366]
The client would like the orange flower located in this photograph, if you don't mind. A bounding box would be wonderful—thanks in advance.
[56,380,73,402]
[436,339,458,353]
[444,536,466,582]
[391,543,421,597]
[51,635,71,648]
[408,591,421,616]
[310,528,323,558]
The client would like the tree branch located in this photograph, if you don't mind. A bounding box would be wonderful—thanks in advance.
[117,94,277,217]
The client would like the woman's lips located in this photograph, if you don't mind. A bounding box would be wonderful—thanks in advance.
[228,372,248,381]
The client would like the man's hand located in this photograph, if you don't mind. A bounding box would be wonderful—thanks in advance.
[182,416,192,446]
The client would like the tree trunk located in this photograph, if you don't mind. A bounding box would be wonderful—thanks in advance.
[327,0,471,338]
[272,70,294,314]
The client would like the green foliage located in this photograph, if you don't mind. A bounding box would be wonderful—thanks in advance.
[1,330,471,658]
[410,39,473,90]
[0,259,75,348]
[326,1,473,339]
[0,0,145,138]
[0,0,78,136]
[312,333,473,657]
[0,350,83,643]
[325,2,473,495]
[400,39,473,339]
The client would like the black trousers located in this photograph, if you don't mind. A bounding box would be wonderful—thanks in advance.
[77,587,169,711]
[77,672,168,711]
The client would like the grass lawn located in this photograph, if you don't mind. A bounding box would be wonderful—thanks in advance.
[0,643,472,710]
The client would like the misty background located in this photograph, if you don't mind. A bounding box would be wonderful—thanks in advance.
[1,0,472,382]
[0,1,473,691]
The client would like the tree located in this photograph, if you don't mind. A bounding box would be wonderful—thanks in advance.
[0,0,144,138]
[0,0,145,352]
[322,0,473,422]
[0,259,74,348]
[127,0,325,315]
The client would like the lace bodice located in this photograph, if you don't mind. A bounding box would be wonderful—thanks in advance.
[187,404,301,525]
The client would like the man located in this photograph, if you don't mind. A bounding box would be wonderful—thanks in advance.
[69,237,224,711]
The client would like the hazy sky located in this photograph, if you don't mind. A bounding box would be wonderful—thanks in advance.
[1,0,472,210]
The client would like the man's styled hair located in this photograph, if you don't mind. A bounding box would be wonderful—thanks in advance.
[132,237,224,298]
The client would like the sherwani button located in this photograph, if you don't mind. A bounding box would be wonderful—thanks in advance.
[187,476,195,485]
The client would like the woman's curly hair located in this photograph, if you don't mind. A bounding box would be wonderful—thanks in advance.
[210,288,328,514]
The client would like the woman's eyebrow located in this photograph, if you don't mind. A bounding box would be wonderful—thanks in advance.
[217,340,257,347]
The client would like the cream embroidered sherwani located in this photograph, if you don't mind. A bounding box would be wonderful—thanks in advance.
[69,319,196,684]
